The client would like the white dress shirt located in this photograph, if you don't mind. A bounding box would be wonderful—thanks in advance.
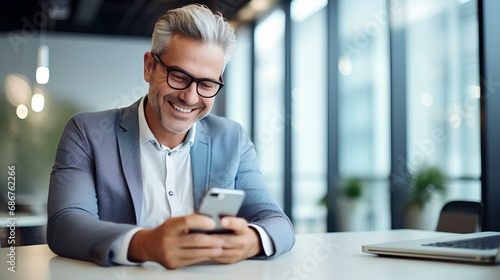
[137,99,196,226]
[110,96,273,265]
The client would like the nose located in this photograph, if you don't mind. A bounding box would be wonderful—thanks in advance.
[178,81,199,105]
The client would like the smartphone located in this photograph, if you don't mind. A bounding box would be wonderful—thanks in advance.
[189,188,245,234]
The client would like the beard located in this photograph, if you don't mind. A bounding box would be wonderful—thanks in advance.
[147,90,210,134]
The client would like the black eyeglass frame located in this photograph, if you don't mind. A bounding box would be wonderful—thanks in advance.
[152,53,224,98]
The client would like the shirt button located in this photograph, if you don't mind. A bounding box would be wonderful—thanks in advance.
[168,190,174,196]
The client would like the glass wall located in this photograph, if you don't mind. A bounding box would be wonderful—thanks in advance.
[225,25,252,134]
[336,0,391,231]
[291,0,328,233]
[224,0,482,233]
[253,9,286,206]
[405,0,481,229]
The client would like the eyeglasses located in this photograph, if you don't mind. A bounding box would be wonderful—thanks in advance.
[153,53,224,98]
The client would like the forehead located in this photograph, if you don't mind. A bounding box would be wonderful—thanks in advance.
[163,35,225,79]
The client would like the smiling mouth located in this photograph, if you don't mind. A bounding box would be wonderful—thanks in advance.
[171,102,193,113]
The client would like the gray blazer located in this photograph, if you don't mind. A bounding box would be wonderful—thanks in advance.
[47,98,295,266]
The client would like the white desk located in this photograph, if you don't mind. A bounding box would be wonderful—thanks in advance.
[2,230,499,280]
[0,212,47,247]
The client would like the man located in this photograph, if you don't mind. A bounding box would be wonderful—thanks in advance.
[47,4,295,269]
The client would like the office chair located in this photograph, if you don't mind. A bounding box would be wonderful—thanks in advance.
[436,200,482,233]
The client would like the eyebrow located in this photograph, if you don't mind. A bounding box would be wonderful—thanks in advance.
[154,53,222,83]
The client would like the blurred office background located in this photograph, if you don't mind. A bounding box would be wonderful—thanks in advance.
[1,0,499,246]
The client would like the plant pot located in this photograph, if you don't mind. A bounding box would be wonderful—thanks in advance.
[336,198,370,231]
[405,194,442,230]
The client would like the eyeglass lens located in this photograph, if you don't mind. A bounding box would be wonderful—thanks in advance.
[167,70,220,97]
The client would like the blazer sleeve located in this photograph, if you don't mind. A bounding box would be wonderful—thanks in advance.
[204,116,295,259]
[231,124,296,258]
[47,113,137,267]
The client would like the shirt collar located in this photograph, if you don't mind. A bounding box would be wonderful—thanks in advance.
[138,96,196,151]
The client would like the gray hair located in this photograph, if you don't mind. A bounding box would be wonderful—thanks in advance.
[151,4,237,67]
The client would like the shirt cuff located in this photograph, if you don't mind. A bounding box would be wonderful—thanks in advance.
[110,227,144,265]
[248,224,275,257]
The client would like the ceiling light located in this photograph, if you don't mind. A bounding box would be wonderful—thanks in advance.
[36,45,50,85]
[16,104,29,119]
[31,88,46,113]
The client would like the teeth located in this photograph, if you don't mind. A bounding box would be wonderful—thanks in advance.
[173,103,192,113]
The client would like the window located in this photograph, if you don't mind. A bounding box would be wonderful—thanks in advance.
[253,9,286,206]
[337,0,391,230]
[405,0,481,229]
[291,0,328,233]
[225,25,252,133]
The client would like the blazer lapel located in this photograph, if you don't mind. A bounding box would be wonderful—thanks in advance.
[191,121,210,209]
[116,99,143,224]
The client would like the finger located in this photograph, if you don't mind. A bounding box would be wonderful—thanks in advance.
[178,247,224,261]
[160,248,223,269]
[220,216,248,233]
[211,234,260,264]
[211,248,246,264]
[213,226,262,262]
[177,233,225,249]
[165,214,216,235]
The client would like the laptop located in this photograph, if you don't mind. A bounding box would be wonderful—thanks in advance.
[362,231,500,264]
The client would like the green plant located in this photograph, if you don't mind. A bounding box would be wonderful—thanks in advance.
[407,165,447,209]
[342,177,363,200]
[318,177,363,206]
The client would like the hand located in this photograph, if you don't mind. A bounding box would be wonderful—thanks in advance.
[210,216,263,264]
[127,214,226,269]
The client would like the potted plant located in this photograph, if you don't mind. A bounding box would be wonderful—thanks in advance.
[405,165,448,230]
[335,177,370,231]
[342,177,363,200]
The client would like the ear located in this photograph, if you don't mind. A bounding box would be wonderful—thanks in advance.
[144,52,154,82]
